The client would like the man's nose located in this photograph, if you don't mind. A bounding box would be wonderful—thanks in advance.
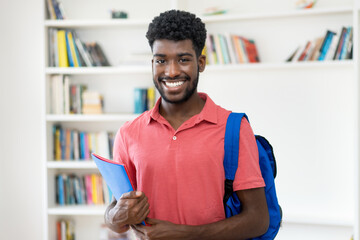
[165,60,181,78]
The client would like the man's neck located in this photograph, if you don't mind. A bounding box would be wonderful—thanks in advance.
[159,92,205,130]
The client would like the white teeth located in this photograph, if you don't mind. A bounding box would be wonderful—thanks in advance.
[165,81,184,87]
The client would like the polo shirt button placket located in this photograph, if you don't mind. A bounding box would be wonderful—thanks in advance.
[173,136,177,140]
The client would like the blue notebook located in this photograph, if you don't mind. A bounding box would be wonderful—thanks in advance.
[92,153,146,226]
[91,153,134,200]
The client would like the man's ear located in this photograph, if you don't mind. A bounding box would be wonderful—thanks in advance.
[198,54,206,72]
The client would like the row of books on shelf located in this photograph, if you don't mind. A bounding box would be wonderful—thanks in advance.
[49,28,110,67]
[50,75,104,114]
[56,221,131,240]
[56,219,74,240]
[287,26,353,62]
[204,33,260,65]
[53,125,115,161]
[46,0,66,20]
[56,173,113,206]
[50,75,157,115]
[134,87,156,114]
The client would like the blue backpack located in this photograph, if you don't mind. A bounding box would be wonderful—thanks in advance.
[223,112,282,239]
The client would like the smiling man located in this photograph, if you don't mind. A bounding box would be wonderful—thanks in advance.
[105,10,269,240]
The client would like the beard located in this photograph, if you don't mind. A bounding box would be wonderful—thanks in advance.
[153,68,199,104]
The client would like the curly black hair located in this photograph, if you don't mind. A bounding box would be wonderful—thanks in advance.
[146,10,207,57]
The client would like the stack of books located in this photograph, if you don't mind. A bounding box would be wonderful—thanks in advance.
[204,33,260,65]
[134,87,156,114]
[55,173,113,206]
[56,219,75,240]
[49,29,110,67]
[82,91,103,114]
[287,26,353,62]
[46,0,66,20]
[50,75,105,115]
[53,125,115,161]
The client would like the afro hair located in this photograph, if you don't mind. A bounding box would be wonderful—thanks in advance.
[146,10,207,57]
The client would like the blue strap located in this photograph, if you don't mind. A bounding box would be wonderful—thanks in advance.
[224,112,248,180]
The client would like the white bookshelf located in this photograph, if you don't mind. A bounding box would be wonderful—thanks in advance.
[45,66,151,75]
[47,161,97,169]
[42,0,359,239]
[48,205,106,216]
[46,113,139,122]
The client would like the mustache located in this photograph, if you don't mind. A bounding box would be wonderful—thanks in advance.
[158,75,190,81]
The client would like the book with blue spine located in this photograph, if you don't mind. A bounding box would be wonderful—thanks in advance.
[91,153,134,200]
[91,153,146,225]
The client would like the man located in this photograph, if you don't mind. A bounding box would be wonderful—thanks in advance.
[105,10,269,240]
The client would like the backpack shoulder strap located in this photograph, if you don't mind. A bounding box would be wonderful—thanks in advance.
[224,112,248,180]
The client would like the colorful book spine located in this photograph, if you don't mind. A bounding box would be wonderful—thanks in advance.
[57,30,69,67]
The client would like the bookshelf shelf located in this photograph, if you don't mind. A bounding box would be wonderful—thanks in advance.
[44,7,353,28]
[45,66,151,75]
[44,19,150,28]
[46,114,139,122]
[201,7,353,23]
[205,60,354,72]
[48,205,106,216]
[47,161,97,169]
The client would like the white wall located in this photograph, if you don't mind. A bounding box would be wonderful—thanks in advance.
[0,0,43,239]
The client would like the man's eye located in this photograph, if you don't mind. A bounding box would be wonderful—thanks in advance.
[179,58,189,63]
[156,59,165,64]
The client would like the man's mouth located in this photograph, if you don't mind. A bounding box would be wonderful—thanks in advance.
[164,81,185,87]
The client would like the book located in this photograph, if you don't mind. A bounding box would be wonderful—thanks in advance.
[285,46,300,62]
[232,35,246,63]
[333,27,347,60]
[297,41,312,61]
[308,37,324,61]
[134,88,147,114]
[345,27,354,59]
[225,33,237,64]
[91,153,146,225]
[46,0,56,19]
[325,35,339,61]
[65,31,74,67]
[91,153,134,200]
[340,27,353,60]
[67,31,80,67]
[318,30,336,61]
[57,30,69,67]
[213,34,224,64]
[73,32,94,67]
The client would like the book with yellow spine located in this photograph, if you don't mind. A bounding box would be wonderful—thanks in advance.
[57,30,69,67]
[67,31,80,67]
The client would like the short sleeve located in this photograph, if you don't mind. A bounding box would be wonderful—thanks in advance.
[232,118,265,191]
[113,125,137,189]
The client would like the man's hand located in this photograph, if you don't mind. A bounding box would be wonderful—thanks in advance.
[132,218,193,240]
[104,191,150,234]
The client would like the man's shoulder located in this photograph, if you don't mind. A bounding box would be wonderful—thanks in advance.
[120,110,151,133]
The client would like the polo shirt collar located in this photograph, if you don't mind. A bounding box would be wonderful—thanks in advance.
[147,92,218,125]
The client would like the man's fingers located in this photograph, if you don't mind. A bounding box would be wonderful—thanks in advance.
[131,224,147,239]
[120,191,143,199]
[145,217,158,225]
[136,205,150,223]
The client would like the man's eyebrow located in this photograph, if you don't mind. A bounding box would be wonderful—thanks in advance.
[153,54,166,57]
[178,52,193,57]
[153,52,194,57]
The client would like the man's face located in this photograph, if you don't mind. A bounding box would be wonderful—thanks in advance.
[151,39,205,104]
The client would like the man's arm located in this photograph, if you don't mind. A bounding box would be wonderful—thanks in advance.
[104,191,150,234]
[133,187,269,240]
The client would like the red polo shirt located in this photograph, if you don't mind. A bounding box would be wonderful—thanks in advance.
[113,93,265,225]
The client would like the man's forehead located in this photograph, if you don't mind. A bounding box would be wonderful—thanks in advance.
[152,39,195,55]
